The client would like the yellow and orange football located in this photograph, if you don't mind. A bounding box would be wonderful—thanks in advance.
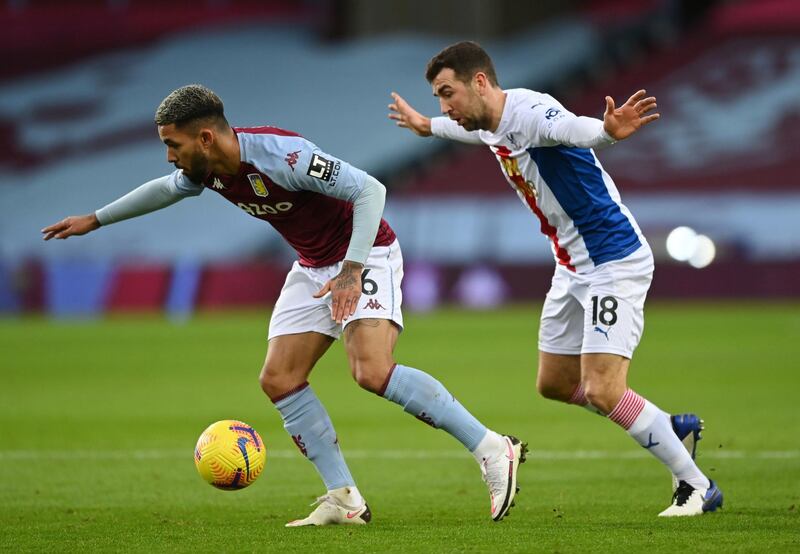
[194,420,266,490]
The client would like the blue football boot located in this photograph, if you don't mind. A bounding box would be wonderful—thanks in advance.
[671,413,704,459]
[669,414,704,492]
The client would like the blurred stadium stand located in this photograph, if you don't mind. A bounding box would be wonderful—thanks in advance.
[0,0,797,315]
[0,0,319,81]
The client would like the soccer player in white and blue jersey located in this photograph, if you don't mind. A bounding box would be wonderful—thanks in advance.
[389,41,723,517]
[42,84,527,525]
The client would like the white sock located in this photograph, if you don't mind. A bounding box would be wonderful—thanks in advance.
[471,430,505,463]
[609,389,710,490]
[331,485,365,507]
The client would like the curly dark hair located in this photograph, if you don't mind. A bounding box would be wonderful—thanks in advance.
[154,84,228,128]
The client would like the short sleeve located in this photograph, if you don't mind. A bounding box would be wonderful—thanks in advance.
[239,133,367,203]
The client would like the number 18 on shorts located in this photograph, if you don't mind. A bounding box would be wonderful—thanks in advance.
[539,248,653,358]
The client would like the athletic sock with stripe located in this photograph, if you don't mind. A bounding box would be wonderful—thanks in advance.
[609,389,709,490]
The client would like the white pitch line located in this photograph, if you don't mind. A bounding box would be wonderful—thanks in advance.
[0,449,797,461]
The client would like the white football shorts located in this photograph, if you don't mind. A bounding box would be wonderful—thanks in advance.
[268,239,404,340]
[538,245,654,358]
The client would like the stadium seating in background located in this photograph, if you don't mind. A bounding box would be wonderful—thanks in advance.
[0,12,605,314]
[1,1,797,315]
[385,0,800,303]
[0,0,318,81]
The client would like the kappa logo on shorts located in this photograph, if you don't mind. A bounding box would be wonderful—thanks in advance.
[362,299,385,310]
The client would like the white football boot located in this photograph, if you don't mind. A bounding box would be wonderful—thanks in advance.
[658,480,723,517]
[480,435,528,521]
[285,487,371,527]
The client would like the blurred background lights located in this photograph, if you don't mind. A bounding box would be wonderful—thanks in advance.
[666,226,716,268]
[666,226,699,261]
[689,234,716,268]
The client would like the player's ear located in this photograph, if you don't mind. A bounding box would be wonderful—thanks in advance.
[198,128,214,148]
[473,72,488,94]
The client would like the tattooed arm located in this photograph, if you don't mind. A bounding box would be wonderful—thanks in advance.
[313,260,363,324]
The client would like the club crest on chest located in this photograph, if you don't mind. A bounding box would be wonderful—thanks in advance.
[247,173,269,197]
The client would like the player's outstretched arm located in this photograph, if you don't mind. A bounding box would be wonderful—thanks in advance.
[42,214,101,240]
[603,89,659,141]
[388,92,432,137]
[40,174,198,242]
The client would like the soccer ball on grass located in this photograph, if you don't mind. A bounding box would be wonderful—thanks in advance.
[194,420,266,490]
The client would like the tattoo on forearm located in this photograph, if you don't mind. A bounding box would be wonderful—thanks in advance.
[334,272,358,290]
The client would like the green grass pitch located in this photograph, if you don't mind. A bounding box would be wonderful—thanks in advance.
[2,302,799,552]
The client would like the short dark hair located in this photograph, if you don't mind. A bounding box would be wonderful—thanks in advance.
[154,84,227,128]
[425,41,499,86]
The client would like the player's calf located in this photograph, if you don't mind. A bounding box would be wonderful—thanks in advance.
[537,351,582,403]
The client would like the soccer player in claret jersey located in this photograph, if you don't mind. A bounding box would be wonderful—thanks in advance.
[42,84,527,525]
[389,41,723,517]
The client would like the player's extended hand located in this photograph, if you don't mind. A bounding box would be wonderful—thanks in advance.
[313,261,364,324]
[388,92,432,137]
[41,214,101,241]
[602,89,659,141]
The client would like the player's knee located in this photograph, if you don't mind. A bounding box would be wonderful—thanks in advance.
[535,376,556,399]
[349,356,392,394]
[537,381,569,402]
[353,370,385,394]
[258,363,298,401]
[535,371,572,402]
[583,381,614,414]
[258,364,278,397]
[536,375,565,401]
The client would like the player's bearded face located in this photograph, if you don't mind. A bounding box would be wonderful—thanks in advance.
[459,84,489,131]
[182,147,210,183]
[159,124,211,183]
[433,69,490,132]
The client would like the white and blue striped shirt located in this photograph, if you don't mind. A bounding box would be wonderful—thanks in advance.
[432,88,649,273]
